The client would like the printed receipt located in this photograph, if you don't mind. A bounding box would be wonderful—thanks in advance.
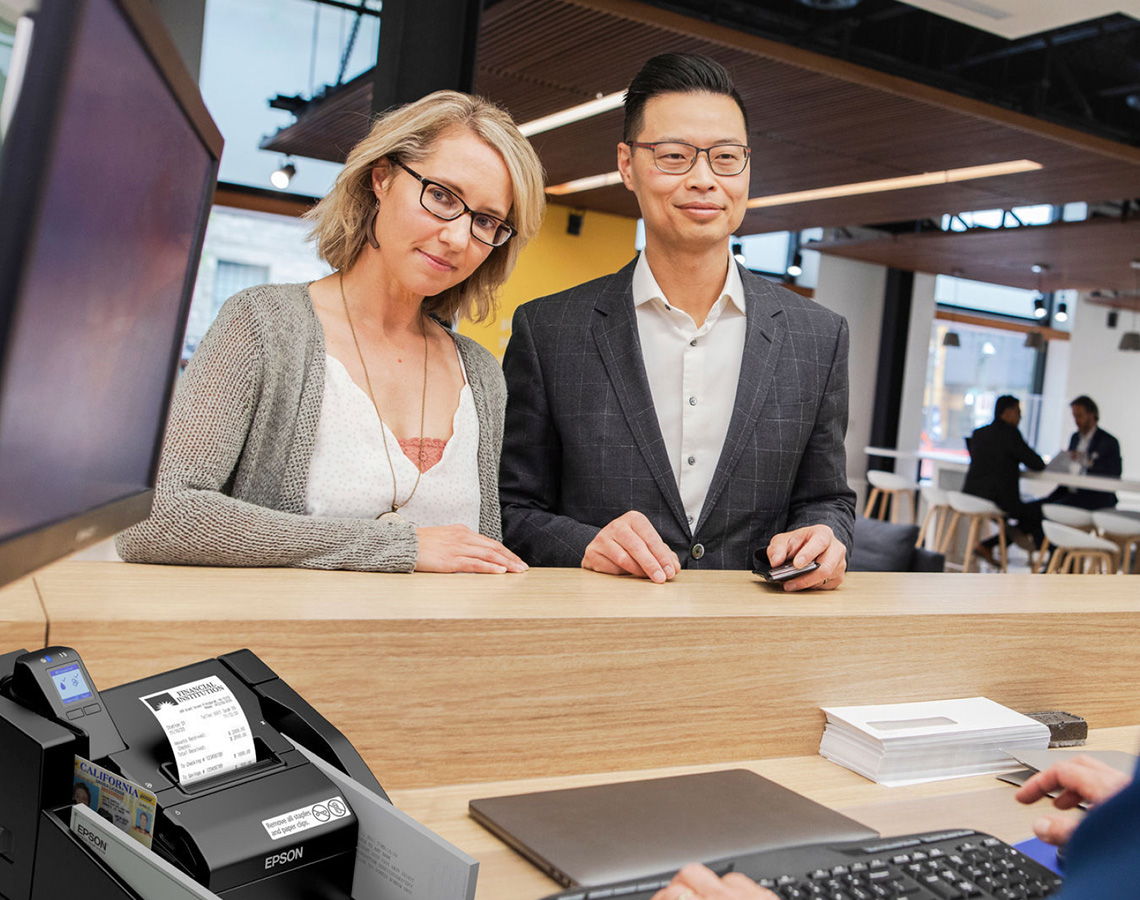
[139,675,256,786]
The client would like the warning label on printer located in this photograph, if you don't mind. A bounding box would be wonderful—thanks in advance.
[139,675,255,786]
[262,795,350,841]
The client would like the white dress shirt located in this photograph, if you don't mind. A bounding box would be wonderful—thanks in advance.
[632,251,747,531]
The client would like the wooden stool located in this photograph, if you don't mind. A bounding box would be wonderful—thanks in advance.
[864,470,917,523]
[1043,520,1120,574]
[916,485,952,550]
[1093,510,1140,574]
[943,491,1007,572]
[1037,504,1096,573]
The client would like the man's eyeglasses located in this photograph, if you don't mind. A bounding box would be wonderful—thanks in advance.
[627,141,751,176]
[394,160,515,247]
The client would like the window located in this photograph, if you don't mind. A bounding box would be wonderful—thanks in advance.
[213,261,269,316]
[182,206,331,360]
[200,0,381,197]
[922,321,1043,473]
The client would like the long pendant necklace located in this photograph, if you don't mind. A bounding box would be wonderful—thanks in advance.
[339,270,428,517]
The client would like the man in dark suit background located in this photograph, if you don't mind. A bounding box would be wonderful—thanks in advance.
[963,394,1046,563]
[499,53,855,590]
[1043,395,1122,509]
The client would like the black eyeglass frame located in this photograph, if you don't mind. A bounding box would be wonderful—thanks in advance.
[393,159,515,247]
[626,141,751,176]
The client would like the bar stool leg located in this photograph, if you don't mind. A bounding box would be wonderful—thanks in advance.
[1045,548,1066,574]
[939,510,960,558]
[864,487,881,519]
[995,517,1008,573]
[963,516,982,573]
[1034,538,1051,574]
[917,506,936,547]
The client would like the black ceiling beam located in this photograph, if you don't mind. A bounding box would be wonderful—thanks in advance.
[945,17,1137,74]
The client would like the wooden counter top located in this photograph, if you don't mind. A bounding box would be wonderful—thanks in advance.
[31,563,1140,789]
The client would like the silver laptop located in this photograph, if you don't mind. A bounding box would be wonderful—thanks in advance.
[468,768,879,887]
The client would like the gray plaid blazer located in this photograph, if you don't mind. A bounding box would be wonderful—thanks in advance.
[499,258,855,570]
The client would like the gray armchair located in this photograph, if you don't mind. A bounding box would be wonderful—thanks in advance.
[849,516,945,572]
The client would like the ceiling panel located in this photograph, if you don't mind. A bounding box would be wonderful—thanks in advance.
[262,0,1140,290]
[810,217,1140,294]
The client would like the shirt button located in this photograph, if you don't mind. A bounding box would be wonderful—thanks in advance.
[687,455,696,466]
[690,339,697,347]
[691,543,705,560]
[687,515,694,524]
[688,396,697,406]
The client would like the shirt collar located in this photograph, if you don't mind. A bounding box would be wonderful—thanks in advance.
[632,251,747,316]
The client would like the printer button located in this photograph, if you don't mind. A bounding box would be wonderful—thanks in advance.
[83,703,102,715]
[66,708,85,720]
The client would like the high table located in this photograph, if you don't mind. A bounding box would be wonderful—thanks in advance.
[864,445,1140,497]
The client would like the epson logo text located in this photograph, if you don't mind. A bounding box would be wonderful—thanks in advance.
[265,847,303,870]
[77,823,108,853]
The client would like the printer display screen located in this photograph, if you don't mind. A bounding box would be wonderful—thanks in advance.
[49,662,94,705]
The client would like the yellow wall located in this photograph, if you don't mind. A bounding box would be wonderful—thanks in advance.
[458,203,638,359]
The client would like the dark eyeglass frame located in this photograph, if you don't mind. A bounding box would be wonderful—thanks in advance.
[626,141,751,176]
[393,159,515,247]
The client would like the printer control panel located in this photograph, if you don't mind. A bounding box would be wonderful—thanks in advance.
[9,646,126,758]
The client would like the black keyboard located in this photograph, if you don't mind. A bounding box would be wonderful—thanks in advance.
[538,829,1063,900]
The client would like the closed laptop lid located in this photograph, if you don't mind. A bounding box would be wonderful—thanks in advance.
[468,768,879,887]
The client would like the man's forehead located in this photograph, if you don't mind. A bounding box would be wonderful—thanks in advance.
[639,91,747,138]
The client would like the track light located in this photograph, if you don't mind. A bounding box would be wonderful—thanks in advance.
[270,160,296,190]
[1033,297,1047,319]
[787,252,803,278]
[732,242,746,265]
[1054,301,1069,323]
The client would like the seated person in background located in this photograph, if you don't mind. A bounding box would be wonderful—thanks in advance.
[118,91,545,573]
[1043,396,1122,510]
[499,53,855,590]
[963,395,1045,564]
[652,754,1138,900]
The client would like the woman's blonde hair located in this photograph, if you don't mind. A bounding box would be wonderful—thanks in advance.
[307,91,545,324]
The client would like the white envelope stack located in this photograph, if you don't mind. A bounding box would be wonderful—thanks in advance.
[819,697,1051,786]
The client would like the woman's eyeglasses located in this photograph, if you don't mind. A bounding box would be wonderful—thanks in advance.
[394,160,515,247]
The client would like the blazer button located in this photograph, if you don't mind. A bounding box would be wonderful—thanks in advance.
[691,543,705,560]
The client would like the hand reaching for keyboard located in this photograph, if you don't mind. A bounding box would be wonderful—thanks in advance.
[652,863,778,900]
[1014,754,1131,846]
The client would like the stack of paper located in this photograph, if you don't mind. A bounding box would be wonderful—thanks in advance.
[819,697,1051,786]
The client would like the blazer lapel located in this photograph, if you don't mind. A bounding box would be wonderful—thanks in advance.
[592,262,690,534]
[698,267,787,530]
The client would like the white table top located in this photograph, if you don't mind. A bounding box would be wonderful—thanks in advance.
[864,446,1140,494]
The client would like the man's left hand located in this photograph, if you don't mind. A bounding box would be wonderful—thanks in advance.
[765,524,847,592]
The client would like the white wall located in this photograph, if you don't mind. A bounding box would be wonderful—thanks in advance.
[898,273,936,454]
[812,256,887,511]
[1065,294,1140,478]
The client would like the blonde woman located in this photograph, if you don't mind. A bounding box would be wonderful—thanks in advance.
[118,91,545,573]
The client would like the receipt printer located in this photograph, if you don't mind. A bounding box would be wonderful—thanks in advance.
[0,647,388,900]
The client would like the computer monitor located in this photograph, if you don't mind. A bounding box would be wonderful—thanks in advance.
[0,0,223,588]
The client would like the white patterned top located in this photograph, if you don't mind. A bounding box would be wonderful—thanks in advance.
[305,349,482,531]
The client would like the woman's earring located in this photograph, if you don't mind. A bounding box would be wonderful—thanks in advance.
[366,203,380,250]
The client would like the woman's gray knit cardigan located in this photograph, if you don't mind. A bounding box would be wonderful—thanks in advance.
[116,283,506,572]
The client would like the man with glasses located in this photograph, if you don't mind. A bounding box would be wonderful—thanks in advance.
[500,53,855,588]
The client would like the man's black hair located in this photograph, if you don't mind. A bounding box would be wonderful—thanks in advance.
[994,395,1020,419]
[1070,395,1099,419]
[623,53,749,143]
